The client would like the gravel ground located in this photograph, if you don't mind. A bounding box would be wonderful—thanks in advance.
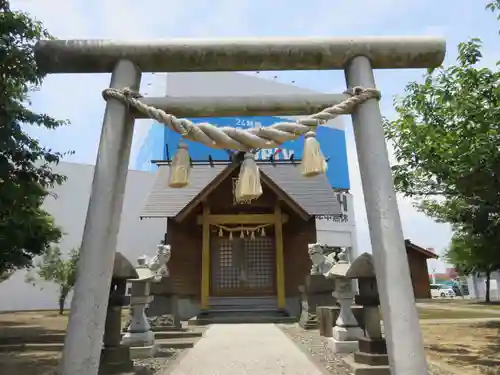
[279,324,456,375]
[133,347,184,375]
[279,324,353,375]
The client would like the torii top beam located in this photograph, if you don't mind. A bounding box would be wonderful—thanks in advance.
[34,36,446,74]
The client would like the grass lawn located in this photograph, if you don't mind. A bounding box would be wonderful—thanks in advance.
[423,298,500,310]
[0,310,130,375]
[418,307,500,320]
[421,321,500,375]
[466,303,500,310]
[454,301,500,310]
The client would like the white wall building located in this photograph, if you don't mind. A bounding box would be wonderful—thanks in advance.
[467,271,500,301]
[0,162,165,312]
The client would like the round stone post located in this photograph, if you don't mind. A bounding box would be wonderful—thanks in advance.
[344,56,428,374]
[58,60,141,375]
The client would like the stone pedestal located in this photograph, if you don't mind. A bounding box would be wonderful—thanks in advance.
[317,306,338,337]
[328,277,363,353]
[331,305,364,327]
[99,280,134,375]
[349,299,389,374]
[343,270,390,375]
[351,305,365,330]
[147,277,181,330]
[299,275,336,329]
[121,281,158,359]
[99,345,134,375]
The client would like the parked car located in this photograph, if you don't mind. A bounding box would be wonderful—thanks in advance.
[430,284,456,298]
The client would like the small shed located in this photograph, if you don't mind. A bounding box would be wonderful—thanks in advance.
[405,239,439,299]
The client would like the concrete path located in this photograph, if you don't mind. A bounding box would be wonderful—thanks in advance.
[166,324,325,375]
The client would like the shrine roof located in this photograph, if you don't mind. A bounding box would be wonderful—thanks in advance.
[140,159,342,219]
[405,239,439,259]
[140,161,227,219]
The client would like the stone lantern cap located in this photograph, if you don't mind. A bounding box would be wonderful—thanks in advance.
[328,251,350,277]
[113,252,139,280]
[132,267,156,282]
[346,252,375,279]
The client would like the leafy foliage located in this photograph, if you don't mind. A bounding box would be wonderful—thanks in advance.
[386,38,500,231]
[384,7,500,286]
[486,0,500,25]
[0,1,71,274]
[26,246,80,314]
[386,39,499,200]
[446,232,498,275]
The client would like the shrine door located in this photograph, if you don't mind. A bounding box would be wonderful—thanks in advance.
[210,236,276,296]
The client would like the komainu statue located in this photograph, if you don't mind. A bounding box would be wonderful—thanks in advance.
[308,242,337,277]
[142,242,181,329]
[143,243,171,282]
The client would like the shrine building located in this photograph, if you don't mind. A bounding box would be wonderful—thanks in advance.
[140,154,343,318]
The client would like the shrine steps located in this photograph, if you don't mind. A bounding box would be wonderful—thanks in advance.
[187,296,297,325]
[153,330,202,339]
[189,309,296,325]
[0,329,205,352]
[208,296,278,310]
[155,336,201,349]
[0,338,201,352]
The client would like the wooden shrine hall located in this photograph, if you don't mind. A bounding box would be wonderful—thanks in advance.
[140,154,342,320]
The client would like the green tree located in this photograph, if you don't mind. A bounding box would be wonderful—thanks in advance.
[386,37,500,234]
[384,5,500,294]
[445,231,500,303]
[26,247,80,314]
[385,37,499,203]
[0,1,71,275]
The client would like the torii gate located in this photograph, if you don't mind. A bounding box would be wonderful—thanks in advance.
[35,36,446,375]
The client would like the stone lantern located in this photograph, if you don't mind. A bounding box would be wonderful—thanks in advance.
[326,250,363,353]
[344,252,389,375]
[120,256,157,358]
[99,252,138,375]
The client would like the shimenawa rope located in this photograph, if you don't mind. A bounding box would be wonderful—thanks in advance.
[101,86,380,201]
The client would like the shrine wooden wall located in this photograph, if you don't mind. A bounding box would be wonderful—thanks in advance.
[166,218,202,297]
[407,248,432,299]
[283,217,317,297]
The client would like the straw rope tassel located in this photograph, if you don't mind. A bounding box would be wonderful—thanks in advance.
[169,142,191,188]
[235,152,262,202]
[301,131,327,177]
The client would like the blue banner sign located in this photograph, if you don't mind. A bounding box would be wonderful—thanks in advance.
[135,116,350,189]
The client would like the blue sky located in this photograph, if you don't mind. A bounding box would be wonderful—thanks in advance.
[11,0,499,272]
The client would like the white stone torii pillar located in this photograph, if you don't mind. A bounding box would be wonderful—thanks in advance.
[35,36,446,375]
